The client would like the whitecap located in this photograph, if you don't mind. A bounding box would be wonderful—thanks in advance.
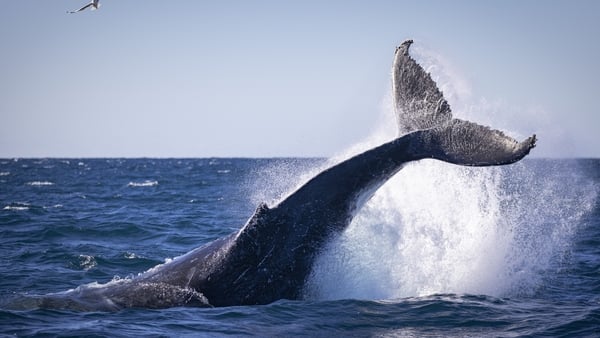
[79,255,97,271]
[124,252,140,259]
[3,205,29,211]
[27,181,55,186]
[217,170,231,174]
[0,172,9,176]
[127,180,158,187]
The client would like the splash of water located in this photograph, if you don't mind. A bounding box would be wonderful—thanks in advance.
[305,157,596,300]
[248,45,597,301]
[301,46,597,301]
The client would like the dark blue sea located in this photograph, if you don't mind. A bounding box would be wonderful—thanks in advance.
[1,157,598,337]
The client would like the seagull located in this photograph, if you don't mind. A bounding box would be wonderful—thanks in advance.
[68,0,100,14]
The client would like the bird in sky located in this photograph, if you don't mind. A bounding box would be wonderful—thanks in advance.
[68,0,100,14]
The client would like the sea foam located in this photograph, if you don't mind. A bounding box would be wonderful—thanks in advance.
[26,181,55,186]
[127,180,158,187]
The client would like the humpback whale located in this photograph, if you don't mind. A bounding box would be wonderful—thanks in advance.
[23,40,536,311]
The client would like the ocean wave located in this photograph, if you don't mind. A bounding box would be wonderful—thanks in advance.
[0,172,9,176]
[78,255,97,271]
[26,181,55,186]
[124,252,140,259]
[127,180,158,187]
[43,204,63,209]
[3,202,30,211]
[3,206,29,211]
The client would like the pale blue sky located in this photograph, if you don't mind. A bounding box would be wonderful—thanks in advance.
[1,1,598,157]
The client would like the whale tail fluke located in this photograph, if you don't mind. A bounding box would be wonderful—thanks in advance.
[415,119,536,166]
[394,39,536,166]
[393,39,453,135]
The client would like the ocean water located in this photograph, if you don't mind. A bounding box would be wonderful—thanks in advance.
[0,157,598,337]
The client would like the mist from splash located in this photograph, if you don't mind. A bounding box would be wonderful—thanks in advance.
[252,46,598,301]
[304,157,596,300]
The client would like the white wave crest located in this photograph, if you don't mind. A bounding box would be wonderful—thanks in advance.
[43,204,63,209]
[27,181,55,186]
[78,255,97,271]
[127,180,158,187]
[3,205,29,211]
[124,252,141,259]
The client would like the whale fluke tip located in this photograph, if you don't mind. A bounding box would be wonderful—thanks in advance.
[396,39,413,56]
[530,134,537,148]
[417,120,537,167]
[521,134,537,157]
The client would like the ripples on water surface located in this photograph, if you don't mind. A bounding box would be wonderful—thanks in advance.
[0,158,598,337]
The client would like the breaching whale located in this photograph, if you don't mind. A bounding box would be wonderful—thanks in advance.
[21,40,536,311]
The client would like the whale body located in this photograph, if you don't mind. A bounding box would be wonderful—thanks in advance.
[24,40,536,311]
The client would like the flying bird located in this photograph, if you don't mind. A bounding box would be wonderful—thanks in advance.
[68,0,100,14]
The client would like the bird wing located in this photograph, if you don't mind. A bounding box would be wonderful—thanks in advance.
[68,3,93,13]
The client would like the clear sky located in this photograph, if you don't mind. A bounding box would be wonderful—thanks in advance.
[1,1,598,158]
